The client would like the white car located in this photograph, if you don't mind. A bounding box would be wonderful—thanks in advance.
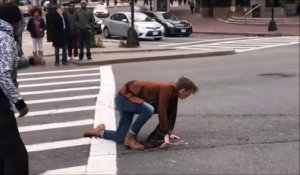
[93,4,109,33]
[103,12,164,40]
[18,0,31,16]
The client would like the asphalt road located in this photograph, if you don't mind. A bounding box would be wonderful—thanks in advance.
[112,44,299,174]
[17,33,299,174]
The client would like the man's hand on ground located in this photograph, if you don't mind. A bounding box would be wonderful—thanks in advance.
[169,134,180,140]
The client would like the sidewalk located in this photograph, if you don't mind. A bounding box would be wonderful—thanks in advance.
[170,6,300,36]
[22,41,235,66]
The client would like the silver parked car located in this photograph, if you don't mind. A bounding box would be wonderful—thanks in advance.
[103,12,164,40]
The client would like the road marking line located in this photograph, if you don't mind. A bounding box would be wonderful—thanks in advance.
[41,166,86,175]
[159,37,256,47]
[19,79,100,88]
[21,86,100,96]
[19,119,94,132]
[19,106,95,117]
[26,138,91,152]
[18,73,100,82]
[26,94,98,104]
[19,67,100,76]
[86,65,117,174]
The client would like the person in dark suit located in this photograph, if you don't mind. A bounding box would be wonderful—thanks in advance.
[51,4,70,66]
[83,77,198,150]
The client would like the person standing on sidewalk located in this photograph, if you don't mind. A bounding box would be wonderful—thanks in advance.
[75,0,95,61]
[0,2,45,175]
[52,4,70,66]
[26,6,46,61]
[83,77,198,150]
[66,2,78,60]
[188,0,195,14]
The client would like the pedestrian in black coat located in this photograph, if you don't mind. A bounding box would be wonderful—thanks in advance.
[51,4,70,66]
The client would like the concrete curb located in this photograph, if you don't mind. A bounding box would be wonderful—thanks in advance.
[71,49,236,66]
[42,48,175,57]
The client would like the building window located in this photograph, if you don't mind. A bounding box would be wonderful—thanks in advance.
[265,0,281,7]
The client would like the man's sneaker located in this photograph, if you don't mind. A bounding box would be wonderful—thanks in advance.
[87,57,92,61]
[62,61,68,65]
[54,62,59,66]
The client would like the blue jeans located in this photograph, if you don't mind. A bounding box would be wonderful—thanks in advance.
[54,45,67,64]
[103,93,154,143]
[78,29,92,59]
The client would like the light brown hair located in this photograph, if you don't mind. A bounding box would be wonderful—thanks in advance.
[176,76,198,94]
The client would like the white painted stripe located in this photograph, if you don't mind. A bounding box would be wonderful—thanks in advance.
[18,73,100,82]
[19,67,100,76]
[21,86,100,96]
[26,138,91,152]
[21,106,95,117]
[86,65,117,175]
[41,166,86,175]
[26,94,98,104]
[159,37,256,47]
[19,119,94,132]
[19,79,100,88]
[236,42,300,53]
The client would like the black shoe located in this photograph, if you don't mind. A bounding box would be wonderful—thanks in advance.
[62,61,68,65]
[87,57,92,61]
[54,62,59,66]
[79,53,84,60]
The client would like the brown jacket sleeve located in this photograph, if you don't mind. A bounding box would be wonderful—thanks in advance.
[158,86,175,131]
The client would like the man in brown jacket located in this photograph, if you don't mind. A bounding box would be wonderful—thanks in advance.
[83,77,198,150]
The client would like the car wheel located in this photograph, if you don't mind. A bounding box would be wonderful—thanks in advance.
[183,34,190,37]
[103,27,111,39]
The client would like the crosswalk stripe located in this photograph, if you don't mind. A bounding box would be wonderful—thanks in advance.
[19,79,100,88]
[26,94,98,104]
[87,65,117,174]
[19,119,94,132]
[26,138,91,152]
[158,36,256,47]
[21,86,100,96]
[18,73,100,82]
[173,36,299,52]
[21,106,95,117]
[41,166,86,175]
[19,67,100,76]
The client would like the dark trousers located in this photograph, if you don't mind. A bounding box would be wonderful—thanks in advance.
[78,29,92,59]
[0,92,29,175]
[55,45,68,64]
[68,33,79,57]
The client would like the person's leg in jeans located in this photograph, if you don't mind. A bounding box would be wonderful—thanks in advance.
[102,94,153,143]
[62,45,67,65]
[54,47,60,65]
[85,30,92,59]
[78,30,84,60]
[67,35,73,58]
[102,93,134,142]
[73,33,79,58]
[129,102,154,136]
[102,110,134,143]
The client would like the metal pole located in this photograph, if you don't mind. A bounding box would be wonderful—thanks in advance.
[126,0,139,47]
[268,0,277,31]
[131,0,134,28]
